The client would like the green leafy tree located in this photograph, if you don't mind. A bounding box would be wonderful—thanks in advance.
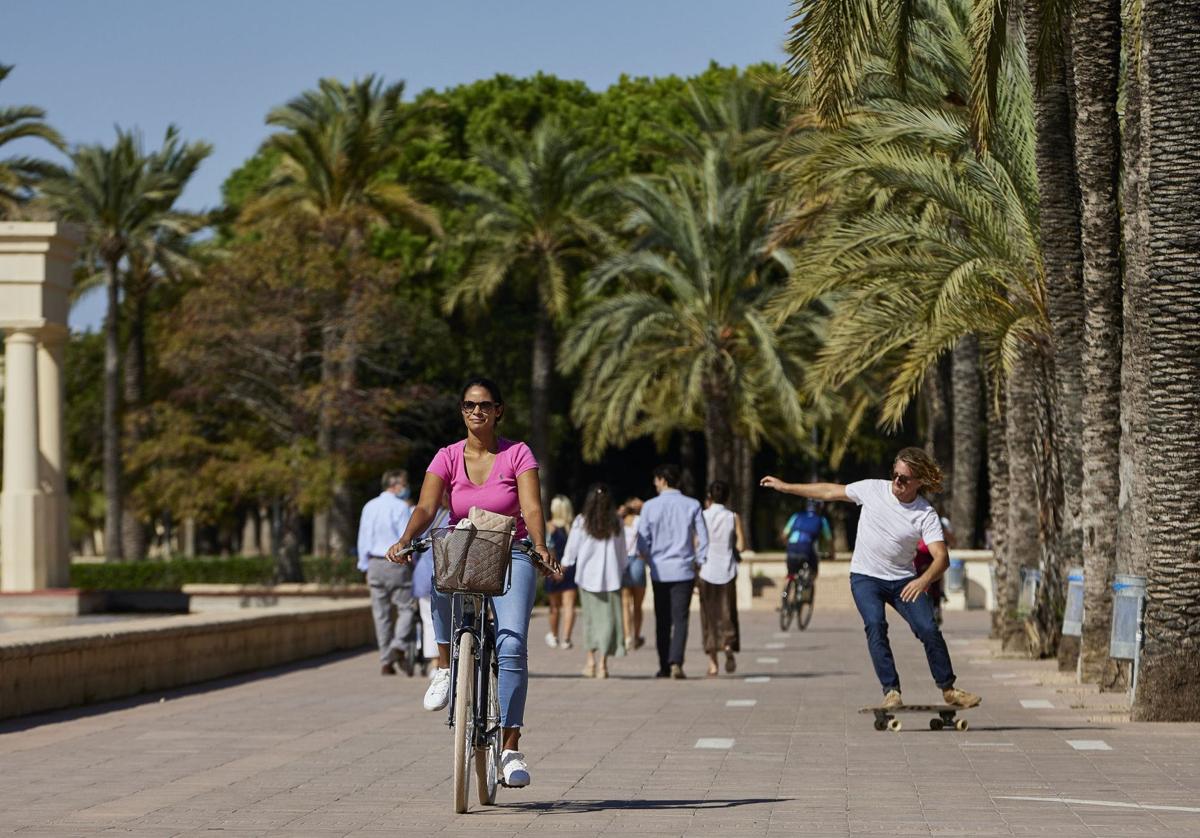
[243,75,440,556]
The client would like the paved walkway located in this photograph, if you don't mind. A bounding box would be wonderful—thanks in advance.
[2,606,1199,837]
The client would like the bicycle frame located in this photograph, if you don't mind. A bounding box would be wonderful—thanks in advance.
[446,592,499,750]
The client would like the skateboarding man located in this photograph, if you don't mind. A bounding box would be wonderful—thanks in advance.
[760,448,981,710]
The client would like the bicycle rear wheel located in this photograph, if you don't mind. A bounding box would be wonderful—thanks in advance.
[475,656,501,805]
[452,633,475,814]
[779,578,797,630]
[797,585,814,630]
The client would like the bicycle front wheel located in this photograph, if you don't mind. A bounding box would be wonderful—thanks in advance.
[475,656,501,805]
[779,578,797,630]
[452,632,476,814]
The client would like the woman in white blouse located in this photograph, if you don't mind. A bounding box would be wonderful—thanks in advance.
[560,484,628,678]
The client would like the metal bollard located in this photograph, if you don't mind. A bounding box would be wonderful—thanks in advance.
[1108,574,1147,660]
[1061,566,1084,637]
[1017,568,1041,617]
[946,557,966,593]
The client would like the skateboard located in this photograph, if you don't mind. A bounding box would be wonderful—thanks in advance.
[859,703,972,732]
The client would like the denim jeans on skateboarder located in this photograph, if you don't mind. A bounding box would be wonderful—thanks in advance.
[849,572,956,694]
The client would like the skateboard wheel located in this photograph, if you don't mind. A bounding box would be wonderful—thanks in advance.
[874,719,887,731]
[887,718,902,732]
[955,718,969,731]
[929,718,944,731]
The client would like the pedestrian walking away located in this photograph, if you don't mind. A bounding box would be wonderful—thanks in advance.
[412,495,451,670]
[760,447,981,710]
[637,464,709,680]
[560,483,628,678]
[357,470,416,675]
[385,377,559,789]
[619,496,646,653]
[543,495,577,650]
[700,480,744,676]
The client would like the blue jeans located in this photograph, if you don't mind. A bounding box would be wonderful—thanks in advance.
[849,572,956,694]
[432,552,537,728]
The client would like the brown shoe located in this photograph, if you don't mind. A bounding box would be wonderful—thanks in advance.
[724,652,736,674]
[670,664,687,680]
[381,663,397,676]
[881,689,903,710]
[943,687,981,708]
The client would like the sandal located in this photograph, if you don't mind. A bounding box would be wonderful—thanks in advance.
[582,661,596,678]
[724,652,736,674]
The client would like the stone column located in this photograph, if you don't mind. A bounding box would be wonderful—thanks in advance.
[1,329,47,591]
[37,326,70,587]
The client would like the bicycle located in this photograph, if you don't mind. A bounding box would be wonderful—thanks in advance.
[401,531,539,814]
[779,561,816,631]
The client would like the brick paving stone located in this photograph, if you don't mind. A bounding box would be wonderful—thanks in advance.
[2,608,1200,836]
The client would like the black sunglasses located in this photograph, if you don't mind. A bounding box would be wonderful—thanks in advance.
[891,471,916,486]
[461,400,498,414]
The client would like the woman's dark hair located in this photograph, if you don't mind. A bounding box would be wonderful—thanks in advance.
[653,463,682,488]
[581,483,623,540]
[460,376,503,405]
[707,480,730,505]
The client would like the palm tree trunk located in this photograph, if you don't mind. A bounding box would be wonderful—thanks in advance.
[987,386,1010,640]
[329,338,358,556]
[1025,7,1087,653]
[530,304,555,507]
[1131,0,1200,722]
[121,287,147,562]
[1071,0,1124,683]
[702,378,736,492]
[275,499,304,583]
[313,323,337,558]
[1002,342,1040,651]
[102,258,123,560]
[950,336,982,548]
[734,436,755,550]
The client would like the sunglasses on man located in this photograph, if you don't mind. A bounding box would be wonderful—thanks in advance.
[891,472,918,487]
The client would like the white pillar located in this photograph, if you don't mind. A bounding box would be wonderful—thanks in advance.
[1,329,48,591]
[37,326,69,587]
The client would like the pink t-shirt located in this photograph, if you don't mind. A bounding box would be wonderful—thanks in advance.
[426,439,539,539]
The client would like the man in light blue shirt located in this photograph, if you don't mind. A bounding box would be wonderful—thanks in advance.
[637,464,709,679]
[357,470,414,675]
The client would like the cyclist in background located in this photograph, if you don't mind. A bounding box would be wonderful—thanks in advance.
[782,499,832,582]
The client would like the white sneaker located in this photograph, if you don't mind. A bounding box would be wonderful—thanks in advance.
[544,632,558,648]
[423,668,450,711]
[500,749,530,787]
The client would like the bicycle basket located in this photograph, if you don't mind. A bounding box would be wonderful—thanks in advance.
[431,525,514,595]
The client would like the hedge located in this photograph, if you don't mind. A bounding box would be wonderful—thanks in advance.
[69,556,363,591]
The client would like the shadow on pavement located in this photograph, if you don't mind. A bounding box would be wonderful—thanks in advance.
[502,797,784,813]
[0,646,369,734]
[530,671,849,681]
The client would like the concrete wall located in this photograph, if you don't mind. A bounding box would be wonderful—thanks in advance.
[736,550,996,611]
[0,600,372,720]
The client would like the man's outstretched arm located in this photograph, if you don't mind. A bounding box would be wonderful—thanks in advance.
[759,476,851,503]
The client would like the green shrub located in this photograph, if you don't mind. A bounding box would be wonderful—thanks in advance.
[69,556,362,590]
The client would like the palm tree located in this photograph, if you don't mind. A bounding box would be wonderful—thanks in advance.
[245,75,439,556]
[1131,0,1200,722]
[446,119,613,501]
[0,63,64,217]
[42,127,203,560]
[562,150,808,523]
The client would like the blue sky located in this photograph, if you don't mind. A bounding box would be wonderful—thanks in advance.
[2,1,791,330]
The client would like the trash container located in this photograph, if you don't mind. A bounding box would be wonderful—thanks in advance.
[1017,568,1041,616]
[946,557,966,593]
[1062,566,1084,637]
[1109,574,1146,660]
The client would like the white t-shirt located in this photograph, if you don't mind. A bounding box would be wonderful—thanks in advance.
[700,504,738,585]
[845,480,944,581]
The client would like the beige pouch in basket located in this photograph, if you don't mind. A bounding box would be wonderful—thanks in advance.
[453,507,514,594]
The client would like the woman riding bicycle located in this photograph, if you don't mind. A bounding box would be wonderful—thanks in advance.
[387,377,558,789]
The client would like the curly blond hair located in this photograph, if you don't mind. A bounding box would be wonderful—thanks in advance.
[894,447,944,495]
